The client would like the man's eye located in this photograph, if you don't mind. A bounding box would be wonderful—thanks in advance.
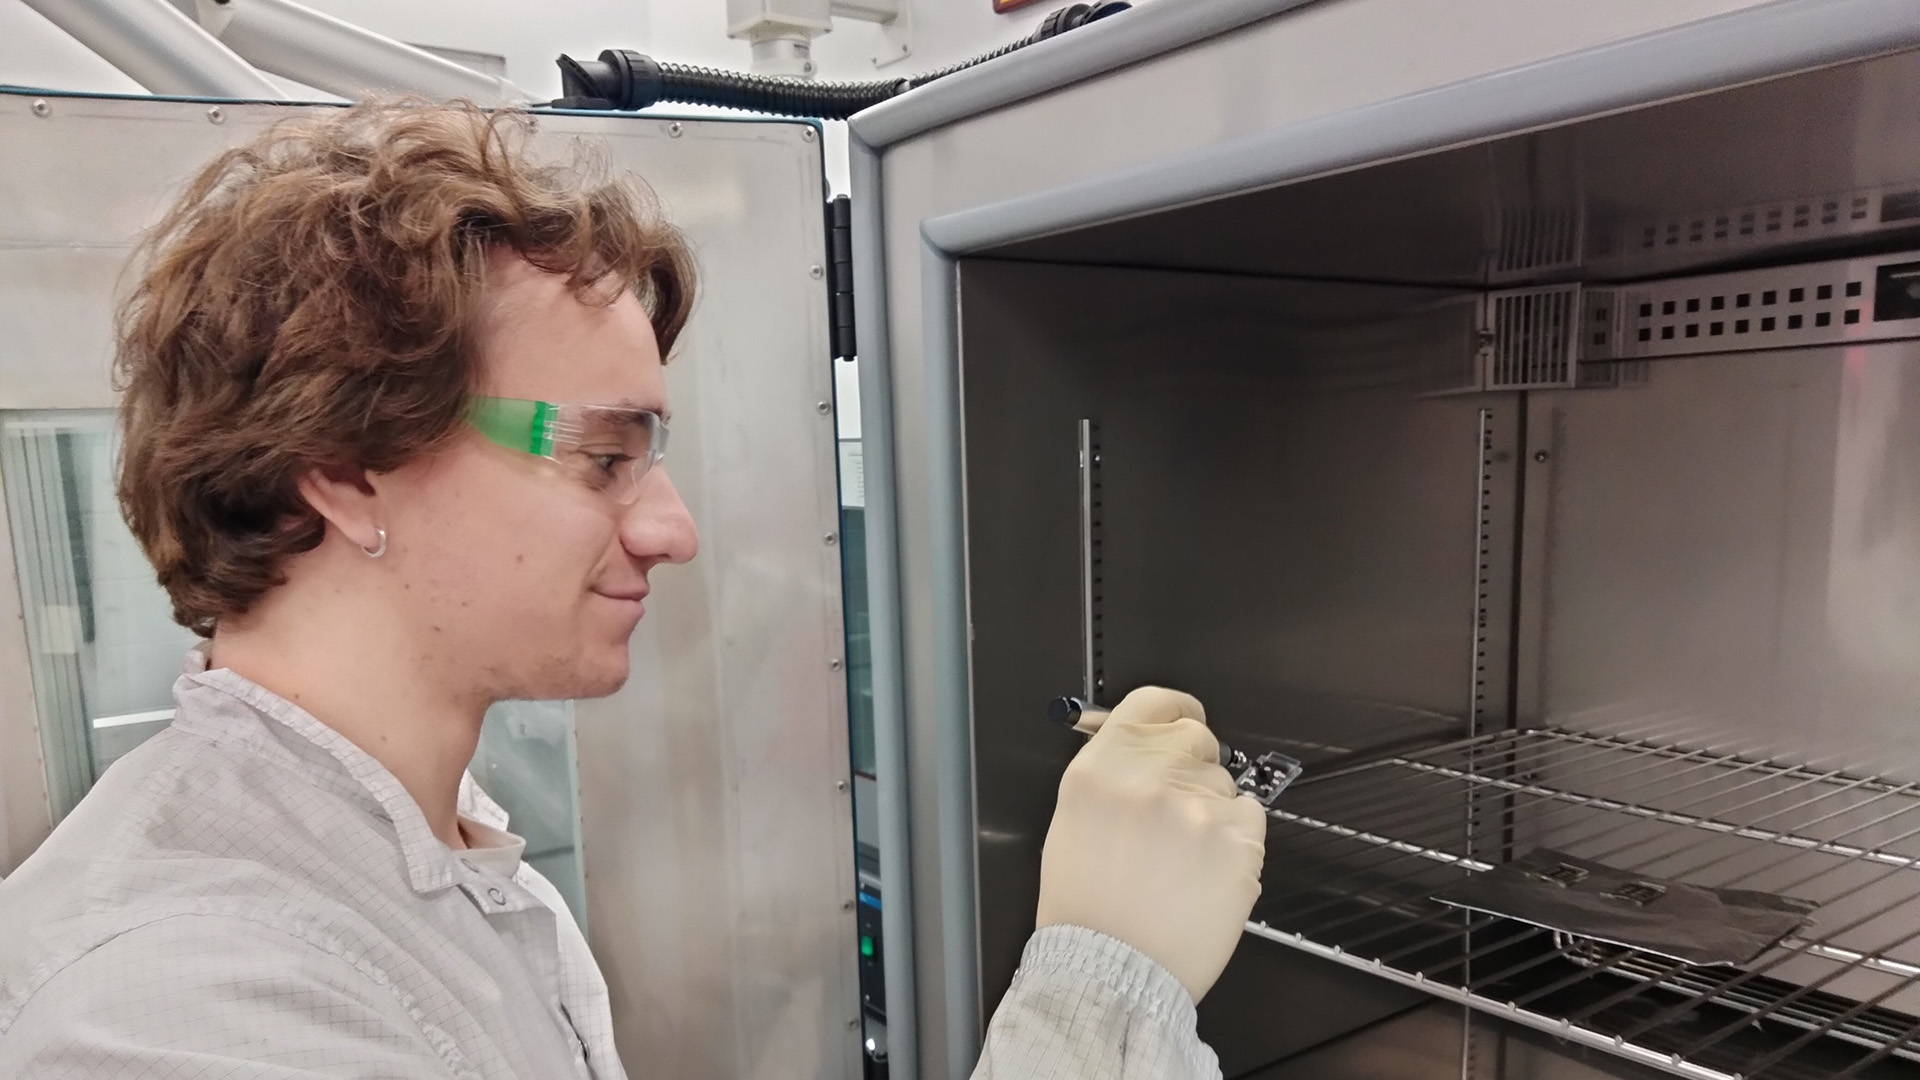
[588,452,633,475]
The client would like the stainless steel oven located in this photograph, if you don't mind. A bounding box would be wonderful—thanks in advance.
[853,1,1920,1077]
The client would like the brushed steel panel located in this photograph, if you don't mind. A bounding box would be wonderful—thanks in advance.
[956,259,1512,1067]
[876,10,1801,1070]
[540,113,861,1080]
[985,47,1920,285]
[0,93,251,410]
[0,92,858,1076]
[1527,344,1920,785]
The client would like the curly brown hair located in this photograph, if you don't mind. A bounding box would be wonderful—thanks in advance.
[115,100,696,635]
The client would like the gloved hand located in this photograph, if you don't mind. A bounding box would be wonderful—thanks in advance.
[1034,686,1268,1003]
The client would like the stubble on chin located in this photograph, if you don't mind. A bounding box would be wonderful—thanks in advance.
[505,649,630,702]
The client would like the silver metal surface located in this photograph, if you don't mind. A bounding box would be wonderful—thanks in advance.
[20,0,284,99]
[917,244,981,1080]
[1249,726,1920,1079]
[0,91,858,1077]
[187,0,526,103]
[1485,288,1583,390]
[546,110,859,1080]
[858,5,1920,1077]
[850,134,919,1080]
[848,0,1323,148]
[1587,253,1920,361]
[921,0,1920,260]
[1075,418,1103,702]
[1468,408,1499,743]
[1596,188,1885,273]
[868,13,1827,1071]
[956,259,1509,1071]
[1524,344,1920,788]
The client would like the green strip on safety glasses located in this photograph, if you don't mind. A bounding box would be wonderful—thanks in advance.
[467,396,557,457]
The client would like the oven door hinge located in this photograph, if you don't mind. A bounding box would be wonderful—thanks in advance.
[826,195,856,361]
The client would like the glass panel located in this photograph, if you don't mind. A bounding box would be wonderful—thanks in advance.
[1,411,198,822]
[841,500,874,777]
[472,700,589,928]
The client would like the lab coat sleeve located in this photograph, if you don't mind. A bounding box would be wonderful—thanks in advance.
[970,925,1221,1080]
[0,915,450,1079]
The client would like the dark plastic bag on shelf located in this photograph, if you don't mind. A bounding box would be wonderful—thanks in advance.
[1432,848,1817,967]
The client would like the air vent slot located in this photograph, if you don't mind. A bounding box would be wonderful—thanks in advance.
[1490,207,1583,279]
[1592,186,1904,265]
[1588,251,1920,361]
[1484,286,1581,389]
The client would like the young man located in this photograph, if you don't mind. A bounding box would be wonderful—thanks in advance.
[0,102,1266,1078]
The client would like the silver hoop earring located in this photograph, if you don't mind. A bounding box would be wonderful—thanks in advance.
[362,528,388,559]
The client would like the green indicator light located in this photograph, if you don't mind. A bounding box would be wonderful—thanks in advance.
[860,935,874,957]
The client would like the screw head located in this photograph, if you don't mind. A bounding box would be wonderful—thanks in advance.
[816,400,832,415]
[829,657,843,671]
[667,121,683,138]
[835,779,848,792]
[31,99,50,118]
[824,532,838,546]
[810,264,825,279]
[1533,450,1551,463]
[207,106,225,124]
[802,126,815,141]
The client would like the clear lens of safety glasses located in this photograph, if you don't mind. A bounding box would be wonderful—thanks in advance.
[468,396,668,506]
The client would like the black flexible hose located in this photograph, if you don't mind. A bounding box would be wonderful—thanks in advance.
[554,1,1127,119]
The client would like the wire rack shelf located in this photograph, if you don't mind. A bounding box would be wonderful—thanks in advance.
[1244,725,1920,1080]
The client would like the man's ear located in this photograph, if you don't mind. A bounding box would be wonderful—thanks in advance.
[296,464,384,554]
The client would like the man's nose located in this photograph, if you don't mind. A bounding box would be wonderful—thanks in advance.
[621,467,699,564]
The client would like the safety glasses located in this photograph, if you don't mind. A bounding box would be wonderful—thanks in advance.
[466,396,667,506]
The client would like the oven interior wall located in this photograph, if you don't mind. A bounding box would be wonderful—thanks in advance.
[957,254,1920,1072]
[958,258,1513,1073]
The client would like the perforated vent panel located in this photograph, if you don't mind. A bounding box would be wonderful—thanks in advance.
[1591,186,1918,267]
[1588,251,1920,361]
[1484,286,1581,389]
[1490,207,1583,279]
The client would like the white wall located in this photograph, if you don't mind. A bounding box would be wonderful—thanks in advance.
[0,0,1077,194]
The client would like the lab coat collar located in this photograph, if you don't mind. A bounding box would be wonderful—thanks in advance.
[171,645,463,896]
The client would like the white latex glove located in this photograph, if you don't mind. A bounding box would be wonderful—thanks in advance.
[1034,686,1268,1003]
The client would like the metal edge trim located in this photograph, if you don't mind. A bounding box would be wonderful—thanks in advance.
[847,0,1324,149]
[918,0,1920,256]
[850,135,920,1080]
[0,85,827,134]
[917,239,983,1079]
